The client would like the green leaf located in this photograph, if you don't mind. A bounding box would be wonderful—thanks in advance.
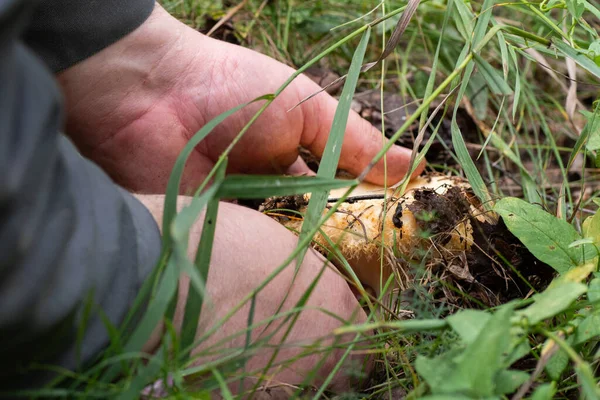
[552,38,600,80]
[517,282,587,325]
[565,0,586,18]
[451,119,493,210]
[582,107,600,151]
[118,343,165,400]
[585,1,600,20]
[419,306,515,397]
[473,0,496,47]
[497,31,510,79]
[450,305,514,397]
[299,28,371,266]
[573,311,600,345]
[495,197,595,273]
[450,43,493,211]
[215,175,356,199]
[531,382,557,400]
[494,369,529,394]
[508,45,521,121]
[453,0,474,41]
[545,348,569,381]
[415,350,463,395]
[506,338,531,366]
[589,277,600,303]
[473,54,513,94]
[179,162,226,361]
[447,309,491,344]
[575,363,600,398]
[589,39,600,64]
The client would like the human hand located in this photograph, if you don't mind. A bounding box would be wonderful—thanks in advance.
[58,4,423,193]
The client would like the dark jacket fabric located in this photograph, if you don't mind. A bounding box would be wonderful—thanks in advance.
[0,0,160,390]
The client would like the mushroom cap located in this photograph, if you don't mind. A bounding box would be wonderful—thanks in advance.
[280,174,489,294]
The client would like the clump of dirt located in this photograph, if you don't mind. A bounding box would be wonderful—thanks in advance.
[407,187,555,307]
[257,195,308,220]
[407,186,472,245]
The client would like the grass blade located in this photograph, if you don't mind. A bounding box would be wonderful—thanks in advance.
[162,95,272,247]
[179,162,227,361]
[298,28,371,256]
[216,175,357,199]
[552,38,600,80]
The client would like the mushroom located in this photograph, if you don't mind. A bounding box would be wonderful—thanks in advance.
[262,175,497,296]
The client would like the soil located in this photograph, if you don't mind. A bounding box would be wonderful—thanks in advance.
[407,187,554,307]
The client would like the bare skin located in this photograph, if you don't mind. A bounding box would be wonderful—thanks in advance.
[57,2,421,393]
[57,4,422,192]
[138,195,371,394]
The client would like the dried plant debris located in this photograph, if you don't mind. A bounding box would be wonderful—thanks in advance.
[262,174,554,308]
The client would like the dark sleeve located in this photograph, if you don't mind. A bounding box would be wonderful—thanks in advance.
[0,0,161,390]
[23,0,155,72]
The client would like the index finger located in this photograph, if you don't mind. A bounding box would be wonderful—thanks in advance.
[298,81,424,185]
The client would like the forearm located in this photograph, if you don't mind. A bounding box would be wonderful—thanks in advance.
[1,2,161,389]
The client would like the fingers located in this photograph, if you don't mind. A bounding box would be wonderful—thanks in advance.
[297,78,424,185]
[285,156,316,176]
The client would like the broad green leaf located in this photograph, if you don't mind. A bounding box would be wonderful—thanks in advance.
[506,338,531,366]
[451,306,514,396]
[495,197,595,273]
[415,350,463,394]
[420,396,474,400]
[589,39,600,64]
[494,369,529,394]
[531,383,557,400]
[559,261,596,283]
[215,175,356,199]
[434,306,514,397]
[589,277,600,303]
[582,108,600,151]
[473,53,513,95]
[566,0,586,19]
[545,349,569,380]
[447,309,491,344]
[516,282,587,325]
[573,311,600,345]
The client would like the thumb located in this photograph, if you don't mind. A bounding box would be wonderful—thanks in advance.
[297,81,424,185]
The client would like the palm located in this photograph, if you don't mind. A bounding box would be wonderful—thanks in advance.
[60,20,417,194]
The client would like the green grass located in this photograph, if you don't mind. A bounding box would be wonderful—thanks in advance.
[13,0,600,398]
